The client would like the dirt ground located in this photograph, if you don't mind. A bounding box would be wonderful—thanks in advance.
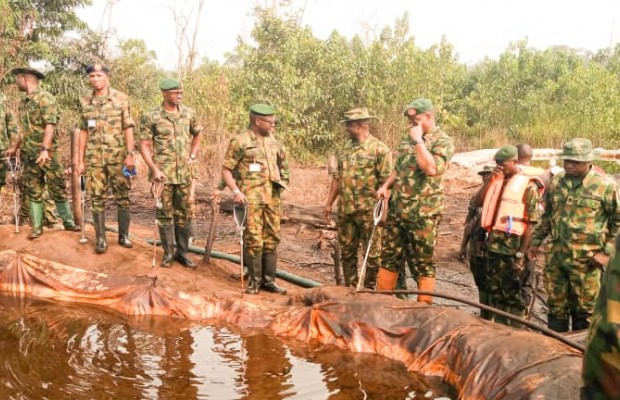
[0,163,549,324]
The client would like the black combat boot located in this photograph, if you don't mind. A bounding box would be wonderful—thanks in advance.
[262,252,287,294]
[174,224,196,269]
[159,224,175,268]
[118,208,133,248]
[548,315,569,332]
[571,312,591,331]
[245,254,263,295]
[93,212,108,254]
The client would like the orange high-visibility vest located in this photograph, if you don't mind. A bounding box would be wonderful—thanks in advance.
[480,173,544,236]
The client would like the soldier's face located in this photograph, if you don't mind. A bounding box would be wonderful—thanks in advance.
[15,74,27,91]
[88,71,109,91]
[563,160,590,177]
[163,90,183,107]
[345,121,360,138]
[256,116,276,135]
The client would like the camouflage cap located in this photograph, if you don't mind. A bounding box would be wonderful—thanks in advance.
[557,138,595,162]
[85,63,110,74]
[477,164,495,175]
[249,103,276,115]
[494,145,518,162]
[403,98,433,116]
[159,78,182,91]
[340,107,376,123]
[10,66,45,80]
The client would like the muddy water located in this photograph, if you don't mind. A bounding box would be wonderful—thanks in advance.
[0,295,453,400]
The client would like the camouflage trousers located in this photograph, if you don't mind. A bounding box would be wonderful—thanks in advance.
[19,184,58,224]
[487,251,526,314]
[337,212,383,288]
[544,244,601,322]
[469,254,490,292]
[157,183,192,228]
[87,163,130,213]
[243,196,282,259]
[21,152,68,203]
[382,214,440,279]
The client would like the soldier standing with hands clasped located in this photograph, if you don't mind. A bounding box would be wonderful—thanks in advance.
[139,78,202,269]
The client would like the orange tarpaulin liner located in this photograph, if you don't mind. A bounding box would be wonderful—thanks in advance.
[0,250,583,399]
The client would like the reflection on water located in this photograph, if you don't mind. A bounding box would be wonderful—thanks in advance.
[0,295,453,399]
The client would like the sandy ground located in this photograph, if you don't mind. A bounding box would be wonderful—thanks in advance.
[0,164,549,324]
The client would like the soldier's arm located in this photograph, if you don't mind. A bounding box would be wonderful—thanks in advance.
[519,182,541,256]
[376,145,393,185]
[323,177,339,223]
[531,183,553,248]
[221,137,245,203]
[277,142,290,184]
[137,114,164,181]
[189,109,203,159]
[603,184,620,256]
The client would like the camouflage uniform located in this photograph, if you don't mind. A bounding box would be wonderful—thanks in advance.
[486,180,541,325]
[139,104,201,226]
[330,135,392,288]
[582,234,620,400]
[16,86,77,236]
[462,203,492,318]
[79,88,134,213]
[382,127,455,282]
[0,93,19,190]
[532,168,620,331]
[223,129,289,257]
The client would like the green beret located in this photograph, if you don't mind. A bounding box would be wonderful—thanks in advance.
[494,145,518,162]
[403,98,433,116]
[249,103,276,116]
[159,78,181,91]
[11,66,45,80]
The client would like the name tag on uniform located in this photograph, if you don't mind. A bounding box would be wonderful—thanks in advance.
[249,163,261,172]
[87,119,96,128]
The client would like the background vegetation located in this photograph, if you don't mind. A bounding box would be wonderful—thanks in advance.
[2,0,620,185]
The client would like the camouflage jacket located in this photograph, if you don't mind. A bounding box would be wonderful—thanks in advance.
[222,129,290,205]
[389,126,454,219]
[17,87,59,158]
[0,93,18,150]
[79,88,135,166]
[582,234,620,397]
[139,104,202,185]
[330,135,392,215]
[531,168,620,257]
[487,180,541,256]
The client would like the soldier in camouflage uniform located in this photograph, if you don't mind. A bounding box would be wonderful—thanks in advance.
[481,146,542,325]
[0,92,18,194]
[581,233,620,400]
[530,138,620,332]
[376,99,455,303]
[78,64,136,254]
[5,67,79,239]
[222,104,289,295]
[323,108,392,289]
[139,78,202,269]
[458,164,493,319]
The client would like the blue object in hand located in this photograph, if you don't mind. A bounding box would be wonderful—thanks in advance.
[122,165,137,178]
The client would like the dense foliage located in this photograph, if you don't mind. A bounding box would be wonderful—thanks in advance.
[2,2,620,173]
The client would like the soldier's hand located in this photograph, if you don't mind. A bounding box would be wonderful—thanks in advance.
[458,248,467,263]
[528,246,540,260]
[4,147,17,157]
[590,251,610,269]
[36,150,50,165]
[323,205,332,223]
[233,191,247,204]
[153,169,166,182]
[376,186,389,200]
[77,162,85,175]
[124,154,136,169]
[210,190,221,204]
[408,124,423,142]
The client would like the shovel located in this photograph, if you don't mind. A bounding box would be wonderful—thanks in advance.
[150,181,164,269]
[79,175,88,244]
[356,199,385,291]
[233,203,247,294]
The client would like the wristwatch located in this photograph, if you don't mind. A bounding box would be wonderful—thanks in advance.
[190,153,197,160]
[128,150,136,156]
[39,145,48,152]
[413,139,424,146]
[233,188,241,195]
[515,251,524,259]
